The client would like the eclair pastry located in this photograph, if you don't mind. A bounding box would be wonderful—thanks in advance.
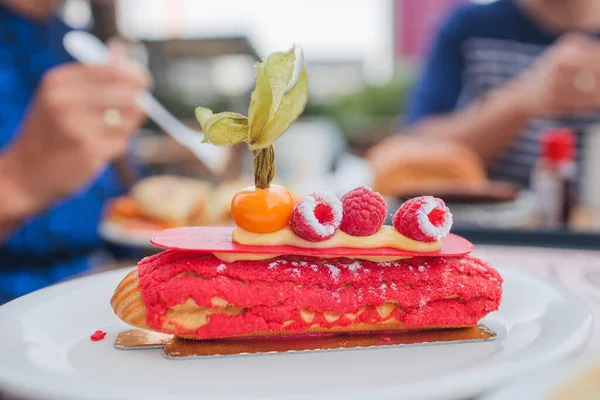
[111,251,502,340]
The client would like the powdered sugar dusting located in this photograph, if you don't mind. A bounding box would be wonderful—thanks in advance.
[326,264,340,280]
[292,268,301,278]
[346,262,362,272]
[268,262,279,270]
[416,196,453,241]
[296,192,343,237]
[216,264,227,272]
[418,265,426,272]
[356,288,364,302]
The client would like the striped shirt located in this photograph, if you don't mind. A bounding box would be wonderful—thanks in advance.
[406,0,597,188]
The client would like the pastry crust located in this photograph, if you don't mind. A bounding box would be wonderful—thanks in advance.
[111,269,148,330]
[111,252,502,340]
[366,136,487,197]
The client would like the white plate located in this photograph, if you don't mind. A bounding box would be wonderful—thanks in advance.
[449,190,537,229]
[99,220,156,249]
[0,267,592,400]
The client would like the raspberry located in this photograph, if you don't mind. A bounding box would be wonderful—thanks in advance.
[339,186,387,236]
[291,192,343,242]
[392,196,453,242]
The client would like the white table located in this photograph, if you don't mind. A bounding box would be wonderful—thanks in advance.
[469,245,600,399]
[473,245,600,349]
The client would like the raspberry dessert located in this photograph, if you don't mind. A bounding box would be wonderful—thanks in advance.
[112,189,501,340]
[111,45,501,342]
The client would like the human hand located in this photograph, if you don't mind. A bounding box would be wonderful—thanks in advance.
[516,33,600,117]
[1,45,151,212]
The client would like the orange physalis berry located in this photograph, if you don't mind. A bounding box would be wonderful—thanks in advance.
[231,185,294,233]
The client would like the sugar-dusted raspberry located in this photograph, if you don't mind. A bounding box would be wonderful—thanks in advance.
[291,192,343,242]
[339,186,387,236]
[392,196,453,242]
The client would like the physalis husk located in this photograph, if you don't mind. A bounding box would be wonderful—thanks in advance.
[196,45,308,189]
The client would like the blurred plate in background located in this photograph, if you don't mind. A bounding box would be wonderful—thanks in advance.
[394,181,520,205]
[389,185,536,229]
[448,190,537,229]
[99,220,157,249]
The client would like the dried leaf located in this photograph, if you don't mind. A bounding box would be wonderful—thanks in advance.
[248,46,308,150]
[195,107,248,146]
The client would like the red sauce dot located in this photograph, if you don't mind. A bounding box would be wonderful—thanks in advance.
[90,330,107,341]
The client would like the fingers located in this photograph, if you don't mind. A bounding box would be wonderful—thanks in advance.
[553,73,600,109]
[55,61,152,89]
[537,34,600,115]
[98,105,147,136]
[108,42,128,65]
[89,64,152,88]
[72,84,141,109]
[107,43,152,89]
[70,108,145,160]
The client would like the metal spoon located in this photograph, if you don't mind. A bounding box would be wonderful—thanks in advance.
[63,30,228,175]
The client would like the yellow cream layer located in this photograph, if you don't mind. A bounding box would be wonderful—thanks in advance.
[212,253,411,263]
[232,225,441,252]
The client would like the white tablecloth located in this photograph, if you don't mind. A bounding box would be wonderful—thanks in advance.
[472,245,600,349]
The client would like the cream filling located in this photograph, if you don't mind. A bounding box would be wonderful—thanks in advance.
[212,253,411,263]
[216,225,440,263]
[232,225,440,252]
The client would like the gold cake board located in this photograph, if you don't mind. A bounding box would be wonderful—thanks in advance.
[114,325,497,359]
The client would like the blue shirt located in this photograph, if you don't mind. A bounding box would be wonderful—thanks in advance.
[406,0,595,187]
[0,6,126,303]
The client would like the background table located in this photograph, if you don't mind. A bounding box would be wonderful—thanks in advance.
[473,245,600,349]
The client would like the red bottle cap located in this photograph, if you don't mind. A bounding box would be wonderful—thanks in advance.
[541,128,576,163]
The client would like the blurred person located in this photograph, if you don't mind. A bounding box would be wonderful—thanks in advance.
[392,0,600,187]
[0,0,151,303]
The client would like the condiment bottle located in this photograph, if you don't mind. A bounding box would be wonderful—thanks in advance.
[532,128,576,229]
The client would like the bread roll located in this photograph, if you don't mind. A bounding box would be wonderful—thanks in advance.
[130,175,213,226]
[205,180,248,225]
[367,136,487,197]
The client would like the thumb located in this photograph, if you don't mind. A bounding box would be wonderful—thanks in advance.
[108,40,128,67]
[107,41,152,89]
